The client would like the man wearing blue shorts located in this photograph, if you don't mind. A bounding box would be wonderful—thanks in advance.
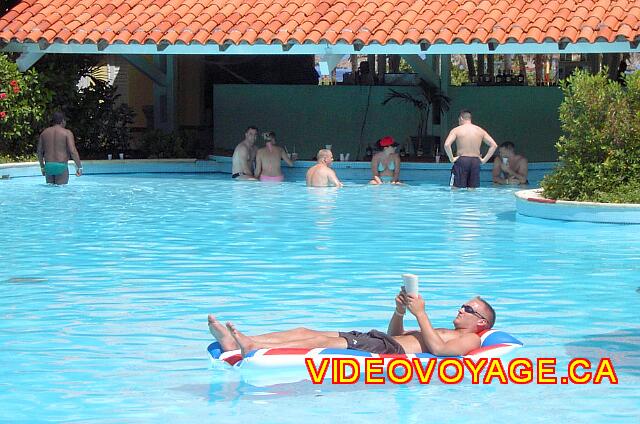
[443,110,498,188]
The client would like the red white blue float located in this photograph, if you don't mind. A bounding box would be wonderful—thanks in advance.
[208,329,523,385]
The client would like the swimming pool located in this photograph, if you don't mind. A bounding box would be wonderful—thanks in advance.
[1,174,638,422]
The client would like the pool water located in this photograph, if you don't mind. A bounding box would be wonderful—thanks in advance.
[1,174,639,422]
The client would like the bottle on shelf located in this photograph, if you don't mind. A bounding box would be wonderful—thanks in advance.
[505,69,512,84]
[495,69,503,85]
[365,144,373,158]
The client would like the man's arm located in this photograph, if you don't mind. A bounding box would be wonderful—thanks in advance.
[239,145,254,177]
[254,150,263,177]
[387,290,406,336]
[329,169,343,187]
[513,157,528,183]
[37,134,45,175]
[492,157,507,184]
[406,294,480,356]
[280,148,294,166]
[443,129,457,163]
[480,132,498,164]
[66,131,82,176]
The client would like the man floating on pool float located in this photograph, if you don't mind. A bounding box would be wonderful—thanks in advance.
[306,149,343,187]
[37,111,83,185]
[443,109,498,189]
[208,292,495,357]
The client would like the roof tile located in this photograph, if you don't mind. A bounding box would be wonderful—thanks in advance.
[0,0,637,48]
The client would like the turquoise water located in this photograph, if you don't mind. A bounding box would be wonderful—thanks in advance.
[1,174,639,422]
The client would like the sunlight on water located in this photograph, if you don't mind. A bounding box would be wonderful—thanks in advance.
[0,174,639,422]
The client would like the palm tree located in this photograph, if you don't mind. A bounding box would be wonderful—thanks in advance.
[382,78,451,155]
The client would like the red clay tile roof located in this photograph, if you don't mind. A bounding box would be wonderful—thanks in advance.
[1,0,639,47]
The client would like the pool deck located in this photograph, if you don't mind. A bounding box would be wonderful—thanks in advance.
[515,189,640,224]
[0,157,555,184]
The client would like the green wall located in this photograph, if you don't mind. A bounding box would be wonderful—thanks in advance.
[213,84,563,162]
[447,86,563,162]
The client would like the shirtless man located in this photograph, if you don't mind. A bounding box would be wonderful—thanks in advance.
[492,142,529,185]
[231,126,258,180]
[254,131,295,182]
[36,111,82,185]
[305,149,343,187]
[443,109,498,188]
[208,292,495,357]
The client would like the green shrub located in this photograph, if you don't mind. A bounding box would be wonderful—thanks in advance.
[0,54,50,159]
[138,130,189,159]
[541,70,640,202]
[34,55,135,158]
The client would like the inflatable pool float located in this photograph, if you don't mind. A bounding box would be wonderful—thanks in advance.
[208,329,523,385]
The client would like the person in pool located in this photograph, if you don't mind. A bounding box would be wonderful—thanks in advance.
[369,136,401,184]
[492,141,528,185]
[305,149,343,187]
[254,131,295,182]
[443,109,498,189]
[208,293,495,357]
[37,111,82,185]
[231,126,258,180]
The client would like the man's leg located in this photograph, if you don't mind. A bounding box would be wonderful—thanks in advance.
[251,327,339,344]
[226,322,347,357]
[208,315,238,351]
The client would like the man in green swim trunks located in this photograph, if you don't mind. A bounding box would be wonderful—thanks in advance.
[37,111,82,185]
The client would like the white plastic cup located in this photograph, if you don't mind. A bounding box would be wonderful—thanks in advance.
[502,157,509,165]
[402,274,419,295]
[339,153,345,161]
[119,153,124,160]
[291,152,298,161]
[325,144,332,150]
[345,153,350,161]
[435,155,440,163]
[107,154,112,160]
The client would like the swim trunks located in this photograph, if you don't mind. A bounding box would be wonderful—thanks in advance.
[338,329,405,354]
[450,156,481,188]
[259,175,284,182]
[232,172,246,179]
[44,162,68,176]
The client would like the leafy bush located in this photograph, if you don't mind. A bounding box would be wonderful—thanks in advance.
[138,130,190,159]
[541,70,640,203]
[0,54,50,158]
[35,55,135,158]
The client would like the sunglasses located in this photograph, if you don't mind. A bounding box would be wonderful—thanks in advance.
[461,304,487,320]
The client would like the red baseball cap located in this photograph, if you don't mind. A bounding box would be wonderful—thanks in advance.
[378,136,397,147]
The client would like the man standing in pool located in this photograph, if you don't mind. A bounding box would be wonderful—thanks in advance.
[231,126,258,180]
[443,109,498,189]
[208,293,495,357]
[37,111,83,185]
[306,149,343,187]
[254,131,295,182]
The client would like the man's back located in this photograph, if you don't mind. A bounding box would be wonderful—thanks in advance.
[40,126,72,162]
[256,145,285,177]
[451,123,487,157]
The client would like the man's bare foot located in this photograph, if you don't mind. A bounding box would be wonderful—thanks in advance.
[208,315,238,351]
[226,322,258,357]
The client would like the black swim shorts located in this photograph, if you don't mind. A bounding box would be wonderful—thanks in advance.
[338,329,405,354]
[450,156,481,188]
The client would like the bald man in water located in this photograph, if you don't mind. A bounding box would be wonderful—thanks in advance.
[443,109,498,189]
[305,149,343,187]
[37,111,82,185]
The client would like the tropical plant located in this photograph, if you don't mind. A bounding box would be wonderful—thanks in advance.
[0,53,50,159]
[541,69,640,203]
[34,55,135,158]
[382,78,451,154]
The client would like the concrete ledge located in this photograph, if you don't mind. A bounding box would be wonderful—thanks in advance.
[0,159,221,178]
[515,189,640,224]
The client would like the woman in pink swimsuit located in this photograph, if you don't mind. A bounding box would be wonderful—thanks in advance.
[254,132,295,182]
